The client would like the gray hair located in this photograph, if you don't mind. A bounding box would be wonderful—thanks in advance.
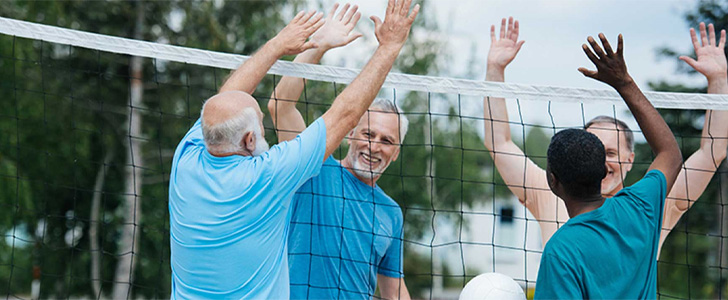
[200,105,260,153]
[367,98,409,143]
[584,115,634,152]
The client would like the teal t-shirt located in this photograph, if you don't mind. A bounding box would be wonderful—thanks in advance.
[169,117,326,300]
[534,169,666,299]
[287,156,404,300]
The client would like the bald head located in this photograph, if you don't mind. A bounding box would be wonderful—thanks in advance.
[202,91,262,127]
[201,91,267,156]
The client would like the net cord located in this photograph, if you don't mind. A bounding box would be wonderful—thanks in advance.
[2,16,728,110]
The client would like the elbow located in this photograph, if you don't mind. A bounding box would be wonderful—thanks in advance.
[670,149,684,173]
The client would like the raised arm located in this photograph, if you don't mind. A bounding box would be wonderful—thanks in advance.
[218,11,325,94]
[579,34,682,190]
[660,23,728,248]
[320,0,419,160]
[483,18,565,234]
[268,3,363,143]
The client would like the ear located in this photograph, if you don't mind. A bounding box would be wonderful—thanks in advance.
[391,145,401,162]
[346,129,355,146]
[546,167,559,193]
[242,131,256,154]
[624,151,635,172]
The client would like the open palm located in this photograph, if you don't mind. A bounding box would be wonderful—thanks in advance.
[680,22,728,80]
[311,3,362,51]
[488,17,525,70]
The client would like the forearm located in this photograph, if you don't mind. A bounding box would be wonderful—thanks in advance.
[268,49,327,142]
[483,64,513,150]
[220,40,283,94]
[270,48,326,107]
[703,77,728,161]
[322,45,400,156]
[616,82,680,160]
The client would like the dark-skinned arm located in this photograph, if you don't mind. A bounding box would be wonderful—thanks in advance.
[579,33,682,191]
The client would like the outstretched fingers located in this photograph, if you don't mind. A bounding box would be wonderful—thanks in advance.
[336,3,350,21]
[292,10,305,23]
[512,20,520,41]
[598,33,614,56]
[327,3,339,20]
[689,28,700,53]
[506,17,514,40]
[709,23,717,46]
[700,22,709,47]
[499,18,506,39]
[407,4,420,23]
[582,43,599,65]
[306,14,325,34]
[578,67,598,79]
[386,0,395,16]
[587,36,607,59]
[490,25,496,43]
[617,34,624,58]
[720,29,727,49]
[343,5,359,24]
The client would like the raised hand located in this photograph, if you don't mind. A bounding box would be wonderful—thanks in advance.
[680,22,728,82]
[578,33,633,89]
[271,10,325,56]
[370,0,420,50]
[488,17,525,71]
[311,3,363,51]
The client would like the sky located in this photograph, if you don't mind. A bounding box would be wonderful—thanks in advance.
[302,0,707,136]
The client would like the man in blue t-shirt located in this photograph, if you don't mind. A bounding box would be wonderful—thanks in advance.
[267,4,412,300]
[168,2,421,299]
[534,34,683,299]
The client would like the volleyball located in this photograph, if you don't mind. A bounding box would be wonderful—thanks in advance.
[458,273,526,300]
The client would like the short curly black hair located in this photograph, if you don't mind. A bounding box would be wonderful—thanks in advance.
[547,128,607,199]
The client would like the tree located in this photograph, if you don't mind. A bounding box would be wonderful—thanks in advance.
[649,1,728,298]
[0,1,292,298]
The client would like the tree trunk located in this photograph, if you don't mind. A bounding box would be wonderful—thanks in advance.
[112,2,145,299]
[90,150,113,298]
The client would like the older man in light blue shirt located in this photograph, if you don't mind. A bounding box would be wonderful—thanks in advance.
[168,1,420,298]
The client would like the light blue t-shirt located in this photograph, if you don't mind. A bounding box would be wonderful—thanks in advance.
[169,117,326,300]
[534,169,667,299]
[288,156,404,300]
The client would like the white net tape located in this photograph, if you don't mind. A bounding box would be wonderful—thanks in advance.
[2,16,728,109]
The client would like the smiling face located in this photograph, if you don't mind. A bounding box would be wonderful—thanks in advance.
[342,111,403,186]
[586,122,635,196]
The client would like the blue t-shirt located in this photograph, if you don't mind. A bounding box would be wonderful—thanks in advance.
[168,117,326,300]
[287,156,404,300]
[534,169,667,299]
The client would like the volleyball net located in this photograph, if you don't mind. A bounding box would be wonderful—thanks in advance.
[1,16,727,299]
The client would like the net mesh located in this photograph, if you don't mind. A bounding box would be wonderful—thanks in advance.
[0,17,727,300]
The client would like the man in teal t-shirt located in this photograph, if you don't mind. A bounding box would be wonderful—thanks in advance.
[534,34,682,298]
[169,2,421,299]
[267,4,414,299]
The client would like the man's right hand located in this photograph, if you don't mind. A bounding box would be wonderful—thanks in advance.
[370,0,420,51]
[487,17,525,72]
[679,22,728,84]
[311,3,363,51]
[578,33,634,90]
[270,10,325,56]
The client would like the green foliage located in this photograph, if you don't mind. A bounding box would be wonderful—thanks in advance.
[0,0,291,298]
[648,2,728,297]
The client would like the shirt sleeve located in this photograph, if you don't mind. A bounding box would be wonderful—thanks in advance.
[619,169,667,222]
[534,252,583,299]
[264,117,327,188]
[378,210,404,278]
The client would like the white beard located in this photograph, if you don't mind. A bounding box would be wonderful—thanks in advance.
[350,155,386,180]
